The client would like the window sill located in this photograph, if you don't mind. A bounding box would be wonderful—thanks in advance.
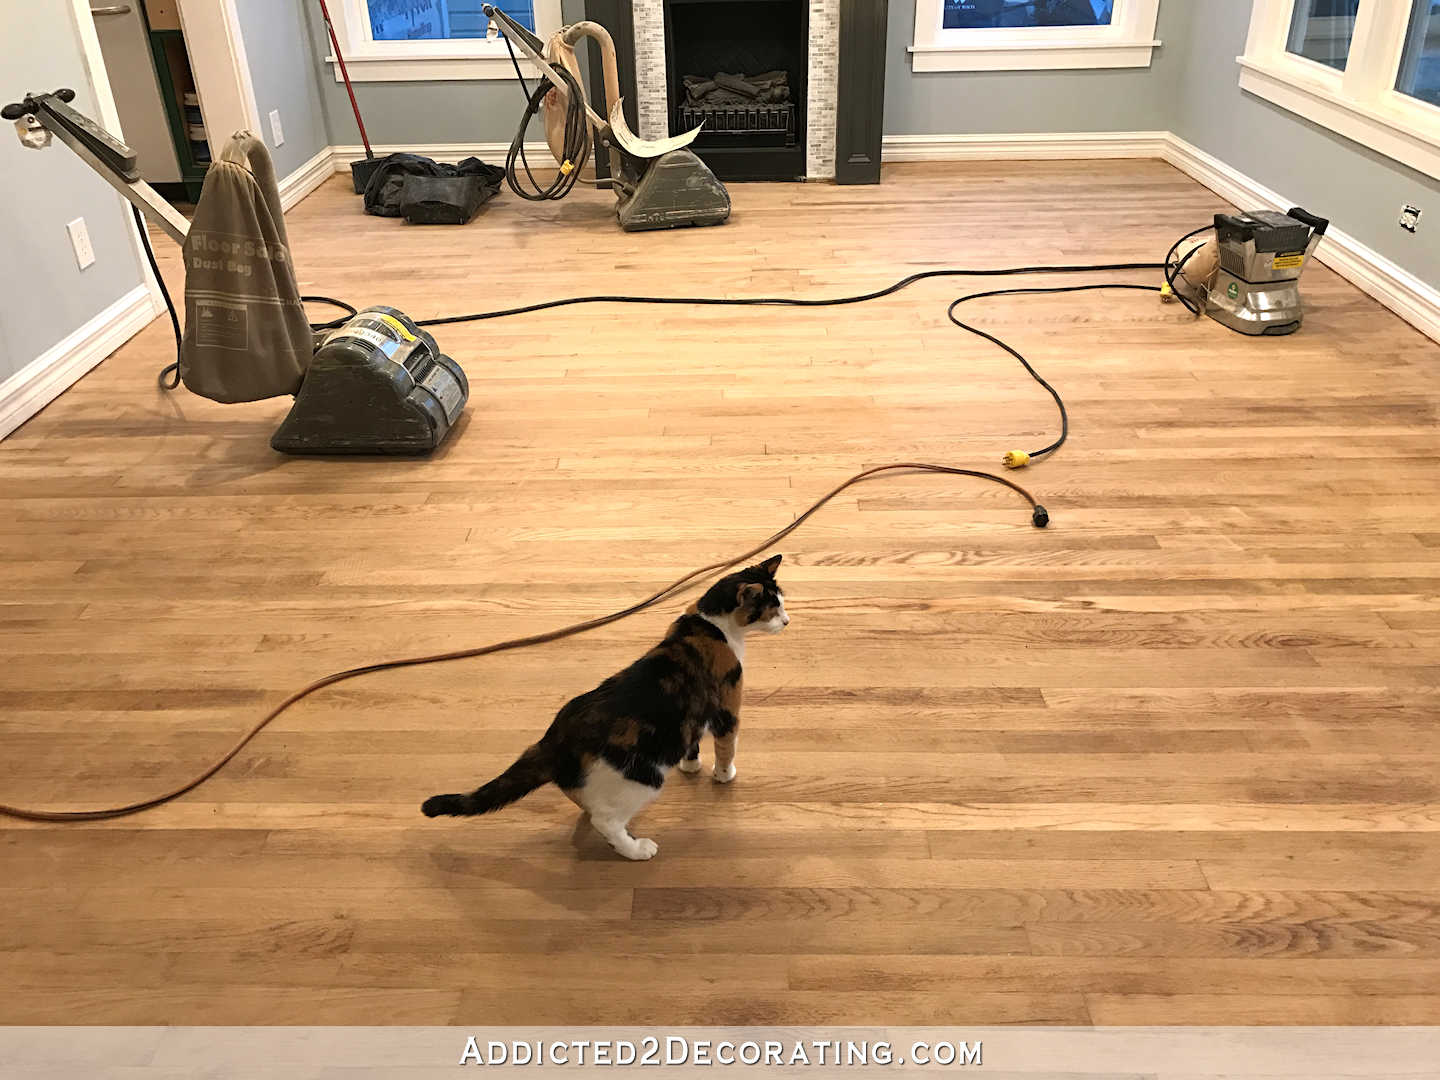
[324,52,540,82]
[1237,56,1440,182]
[908,38,1160,72]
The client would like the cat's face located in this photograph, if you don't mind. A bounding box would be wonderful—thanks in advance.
[700,554,789,634]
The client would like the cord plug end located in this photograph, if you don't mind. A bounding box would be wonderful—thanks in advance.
[1002,450,1030,469]
[1159,281,1176,303]
[1031,504,1049,529]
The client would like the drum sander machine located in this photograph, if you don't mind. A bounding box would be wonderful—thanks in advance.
[5,88,467,455]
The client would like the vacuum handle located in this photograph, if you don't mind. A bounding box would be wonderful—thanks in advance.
[1286,206,1329,236]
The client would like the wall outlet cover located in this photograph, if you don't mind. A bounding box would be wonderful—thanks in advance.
[1399,205,1421,233]
[269,109,285,147]
[66,217,95,271]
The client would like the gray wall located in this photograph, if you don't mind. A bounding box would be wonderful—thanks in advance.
[236,0,332,176]
[0,4,148,384]
[298,1,580,146]
[884,0,1191,135]
[1171,0,1439,288]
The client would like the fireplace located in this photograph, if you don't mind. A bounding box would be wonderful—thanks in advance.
[664,0,807,181]
[581,1,889,184]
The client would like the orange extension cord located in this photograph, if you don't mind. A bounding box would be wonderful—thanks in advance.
[0,462,1045,823]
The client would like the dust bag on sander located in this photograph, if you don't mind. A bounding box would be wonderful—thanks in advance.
[180,131,311,403]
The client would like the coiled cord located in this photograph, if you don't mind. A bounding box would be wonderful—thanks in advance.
[501,32,589,202]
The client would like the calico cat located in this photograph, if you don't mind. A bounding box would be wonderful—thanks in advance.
[422,554,789,860]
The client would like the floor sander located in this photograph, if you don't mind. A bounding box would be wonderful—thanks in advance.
[483,4,732,231]
[4,88,467,455]
[1166,207,1329,336]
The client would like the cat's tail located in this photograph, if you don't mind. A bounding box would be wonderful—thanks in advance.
[421,743,552,818]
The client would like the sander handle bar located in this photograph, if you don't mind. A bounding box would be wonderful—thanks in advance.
[5,88,189,245]
[481,4,608,131]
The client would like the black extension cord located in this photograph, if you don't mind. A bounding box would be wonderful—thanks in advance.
[500,33,589,202]
[407,262,1167,464]
[133,188,1174,468]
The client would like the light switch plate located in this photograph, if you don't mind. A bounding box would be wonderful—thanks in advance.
[269,109,284,147]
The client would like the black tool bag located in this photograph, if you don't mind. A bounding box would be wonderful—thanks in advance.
[362,153,503,225]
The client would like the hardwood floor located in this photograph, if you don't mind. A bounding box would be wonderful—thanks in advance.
[3,161,1439,1025]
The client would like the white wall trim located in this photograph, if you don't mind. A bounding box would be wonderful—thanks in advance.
[0,285,161,441]
[320,0,561,82]
[1236,59,1440,184]
[278,145,341,211]
[910,41,1161,72]
[177,0,263,150]
[329,142,549,169]
[882,131,1169,161]
[321,53,543,82]
[909,0,1161,72]
[1162,133,1440,345]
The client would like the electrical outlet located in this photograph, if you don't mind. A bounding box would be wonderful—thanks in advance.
[66,217,95,270]
[1399,205,1420,233]
[269,109,284,147]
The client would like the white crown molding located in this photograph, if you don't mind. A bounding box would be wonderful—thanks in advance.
[0,285,161,441]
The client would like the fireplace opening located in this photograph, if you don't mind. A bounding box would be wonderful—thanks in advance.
[663,0,808,181]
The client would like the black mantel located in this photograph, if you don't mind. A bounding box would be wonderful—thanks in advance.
[580,0,888,184]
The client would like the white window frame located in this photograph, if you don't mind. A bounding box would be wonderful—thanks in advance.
[1238,0,1440,182]
[908,0,1161,72]
[322,0,563,82]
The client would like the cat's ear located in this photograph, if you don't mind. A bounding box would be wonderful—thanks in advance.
[737,581,763,606]
[759,554,782,578]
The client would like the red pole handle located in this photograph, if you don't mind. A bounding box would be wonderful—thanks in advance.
[316,0,372,158]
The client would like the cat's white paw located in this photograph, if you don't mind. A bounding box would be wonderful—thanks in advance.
[713,763,736,784]
[621,837,658,861]
[679,757,703,774]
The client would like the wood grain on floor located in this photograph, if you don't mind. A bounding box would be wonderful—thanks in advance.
[2,161,1438,1024]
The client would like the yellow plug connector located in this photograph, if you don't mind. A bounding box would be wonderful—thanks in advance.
[1002,450,1030,469]
[1159,281,1175,303]
[559,159,575,175]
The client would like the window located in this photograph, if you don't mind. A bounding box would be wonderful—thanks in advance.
[1239,1,1440,181]
[1397,0,1440,106]
[1286,0,1360,70]
[942,0,1114,30]
[910,0,1159,72]
[324,0,561,81]
[366,0,533,41]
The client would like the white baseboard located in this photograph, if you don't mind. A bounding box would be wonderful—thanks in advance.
[1162,134,1440,344]
[0,285,161,441]
[330,142,549,171]
[277,145,338,212]
[882,130,1169,161]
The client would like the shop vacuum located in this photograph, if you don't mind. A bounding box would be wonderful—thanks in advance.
[4,88,467,455]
